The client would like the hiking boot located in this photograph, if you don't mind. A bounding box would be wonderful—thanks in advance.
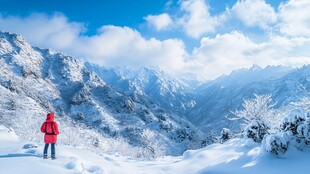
[51,155,56,160]
[43,154,48,159]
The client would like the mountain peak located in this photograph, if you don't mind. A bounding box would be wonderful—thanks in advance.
[0,31,28,44]
[249,64,262,71]
[0,30,33,55]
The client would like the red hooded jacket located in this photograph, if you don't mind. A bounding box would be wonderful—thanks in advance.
[40,113,59,143]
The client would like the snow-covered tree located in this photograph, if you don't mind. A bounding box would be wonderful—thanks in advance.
[140,129,165,158]
[231,94,280,142]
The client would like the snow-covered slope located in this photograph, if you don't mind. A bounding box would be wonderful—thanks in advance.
[0,31,205,157]
[85,63,196,118]
[2,124,310,174]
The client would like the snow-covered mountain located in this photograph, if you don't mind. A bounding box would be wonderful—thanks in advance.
[85,63,310,135]
[192,65,309,133]
[1,31,309,158]
[85,63,196,118]
[0,31,206,157]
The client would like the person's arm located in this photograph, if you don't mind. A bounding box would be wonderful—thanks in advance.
[40,122,46,133]
[53,122,60,135]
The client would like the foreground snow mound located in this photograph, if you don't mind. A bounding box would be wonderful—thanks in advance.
[2,125,310,174]
[0,125,19,143]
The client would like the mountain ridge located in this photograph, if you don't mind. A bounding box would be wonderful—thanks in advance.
[0,31,206,157]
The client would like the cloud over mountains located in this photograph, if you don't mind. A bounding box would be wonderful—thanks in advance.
[0,0,310,80]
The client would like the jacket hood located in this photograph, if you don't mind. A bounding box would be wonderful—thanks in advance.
[46,113,54,122]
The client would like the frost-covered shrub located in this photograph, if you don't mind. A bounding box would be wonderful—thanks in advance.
[219,128,231,143]
[59,122,157,158]
[243,120,269,143]
[281,109,305,135]
[140,129,165,158]
[263,108,310,155]
[290,97,310,111]
[263,133,289,155]
[281,109,310,146]
[232,94,279,125]
[231,94,279,142]
[296,120,310,145]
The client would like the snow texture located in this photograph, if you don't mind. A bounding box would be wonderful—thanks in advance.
[2,125,310,174]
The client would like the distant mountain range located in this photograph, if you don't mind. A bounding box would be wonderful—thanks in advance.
[0,31,309,156]
[192,65,309,132]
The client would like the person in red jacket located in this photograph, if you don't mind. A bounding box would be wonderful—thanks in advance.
[40,112,59,159]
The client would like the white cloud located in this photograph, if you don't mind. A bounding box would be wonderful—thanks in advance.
[177,0,227,38]
[0,11,310,80]
[231,0,277,29]
[189,31,310,79]
[278,0,310,37]
[144,13,173,31]
[190,32,257,78]
[75,26,188,74]
[0,13,187,75]
[0,13,83,50]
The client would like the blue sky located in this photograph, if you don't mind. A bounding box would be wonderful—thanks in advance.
[0,0,309,80]
[0,0,281,38]
[0,0,169,34]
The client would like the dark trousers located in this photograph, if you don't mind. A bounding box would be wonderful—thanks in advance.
[43,143,55,157]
